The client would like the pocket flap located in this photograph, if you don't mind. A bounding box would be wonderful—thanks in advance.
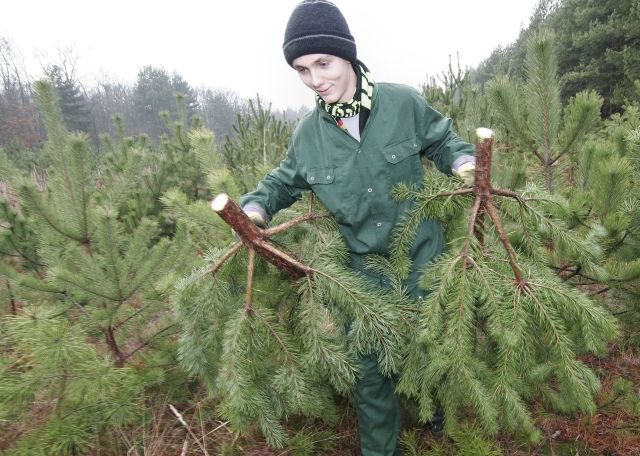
[307,167,334,184]
[383,138,420,164]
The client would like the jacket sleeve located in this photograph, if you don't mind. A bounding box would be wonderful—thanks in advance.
[239,143,310,220]
[414,92,476,175]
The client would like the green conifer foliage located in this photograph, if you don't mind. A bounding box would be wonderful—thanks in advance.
[169,188,408,447]
[0,81,192,453]
[567,107,640,340]
[170,128,616,444]
[392,131,618,438]
[487,30,602,193]
[485,30,639,355]
[401,425,503,456]
[0,315,143,455]
[0,197,41,273]
[96,95,211,237]
[421,56,492,144]
[46,64,92,135]
[222,96,294,193]
[161,128,241,251]
[132,66,199,140]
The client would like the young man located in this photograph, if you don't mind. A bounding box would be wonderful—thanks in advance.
[240,1,476,454]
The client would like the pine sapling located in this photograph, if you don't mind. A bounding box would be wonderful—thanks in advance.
[487,29,602,193]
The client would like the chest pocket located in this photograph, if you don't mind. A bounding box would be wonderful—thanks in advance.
[306,166,352,222]
[382,138,423,186]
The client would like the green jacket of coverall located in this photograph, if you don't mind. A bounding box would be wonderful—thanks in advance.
[240,82,475,456]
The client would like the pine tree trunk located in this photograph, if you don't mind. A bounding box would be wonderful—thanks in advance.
[262,125,267,166]
[104,326,126,367]
[6,280,17,315]
[466,129,528,289]
[545,145,553,192]
[211,194,312,279]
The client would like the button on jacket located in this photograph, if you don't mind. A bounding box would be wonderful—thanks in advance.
[240,82,475,292]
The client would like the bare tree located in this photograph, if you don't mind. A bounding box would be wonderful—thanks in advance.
[0,37,42,152]
[88,73,136,139]
[196,87,247,143]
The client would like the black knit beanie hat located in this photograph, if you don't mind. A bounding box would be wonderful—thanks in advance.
[283,0,357,67]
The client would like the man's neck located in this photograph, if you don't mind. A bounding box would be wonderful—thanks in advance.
[339,65,358,103]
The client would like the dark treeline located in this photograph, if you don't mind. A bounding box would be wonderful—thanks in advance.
[472,0,640,116]
[0,37,308,163]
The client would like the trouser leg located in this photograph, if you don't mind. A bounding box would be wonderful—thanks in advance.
[354,353,402,456]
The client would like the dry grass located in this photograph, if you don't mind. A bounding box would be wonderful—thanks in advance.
[3,346,638,455]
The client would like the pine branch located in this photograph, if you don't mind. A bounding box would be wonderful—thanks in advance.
[245,249,255,314]
[390,178,473,278]
[210,242,243,276]
[3,235,45,268]
[252,308,297,366]
[486,76,538,159]
[104,325,126,367]
[310,265,403,375]
[20,184,85,243]
[589,287,609,296]
[484,199,528,290]
[96,210,125,301]
[554,90,602,164]
[462,193,483,267]
[0,261,61,294]
[162,189,225,232]
[264,211,326,237]
[524,30,561,189]
[119,238,172,302]
[111,301,155,332]
[54,268,123,302]
[297,275,357,394]
[122,323,179,362]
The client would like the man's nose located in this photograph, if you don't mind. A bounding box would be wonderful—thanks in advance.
[310,70,323,88]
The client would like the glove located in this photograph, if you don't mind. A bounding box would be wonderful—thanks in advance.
[243,205,267,228]
[453,162,476,186]
[232,204,268,240]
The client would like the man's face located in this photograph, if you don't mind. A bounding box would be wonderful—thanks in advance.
[292,54,357,104]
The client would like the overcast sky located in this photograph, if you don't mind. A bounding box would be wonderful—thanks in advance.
[2,0,540,110]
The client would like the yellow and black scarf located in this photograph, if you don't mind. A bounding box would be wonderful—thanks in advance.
[316,60,374,133]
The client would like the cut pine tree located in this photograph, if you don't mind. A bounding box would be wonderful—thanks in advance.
[393,128,618,439]
[174,194,408,447]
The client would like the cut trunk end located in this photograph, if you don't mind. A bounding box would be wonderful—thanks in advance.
[474,128,494,196]
[211,193,311,280]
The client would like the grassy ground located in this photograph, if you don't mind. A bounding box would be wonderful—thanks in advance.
[2,346,638,455]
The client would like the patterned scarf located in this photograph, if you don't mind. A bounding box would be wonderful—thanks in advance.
[316,60,374,132]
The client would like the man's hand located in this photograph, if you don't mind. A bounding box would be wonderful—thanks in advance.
[231,204,268,240]
[243,205,267,228]
[453,162,476,187]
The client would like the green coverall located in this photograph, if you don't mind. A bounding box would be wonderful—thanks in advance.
[241,82,475,455]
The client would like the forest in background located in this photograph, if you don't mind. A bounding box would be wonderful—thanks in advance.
[471,0,639,116]
[0,40,308,165]
[0,0,639,455]
[1,0,638,161]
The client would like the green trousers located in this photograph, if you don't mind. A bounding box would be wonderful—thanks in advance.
[354,353,402,456]
[350,256,429,455]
